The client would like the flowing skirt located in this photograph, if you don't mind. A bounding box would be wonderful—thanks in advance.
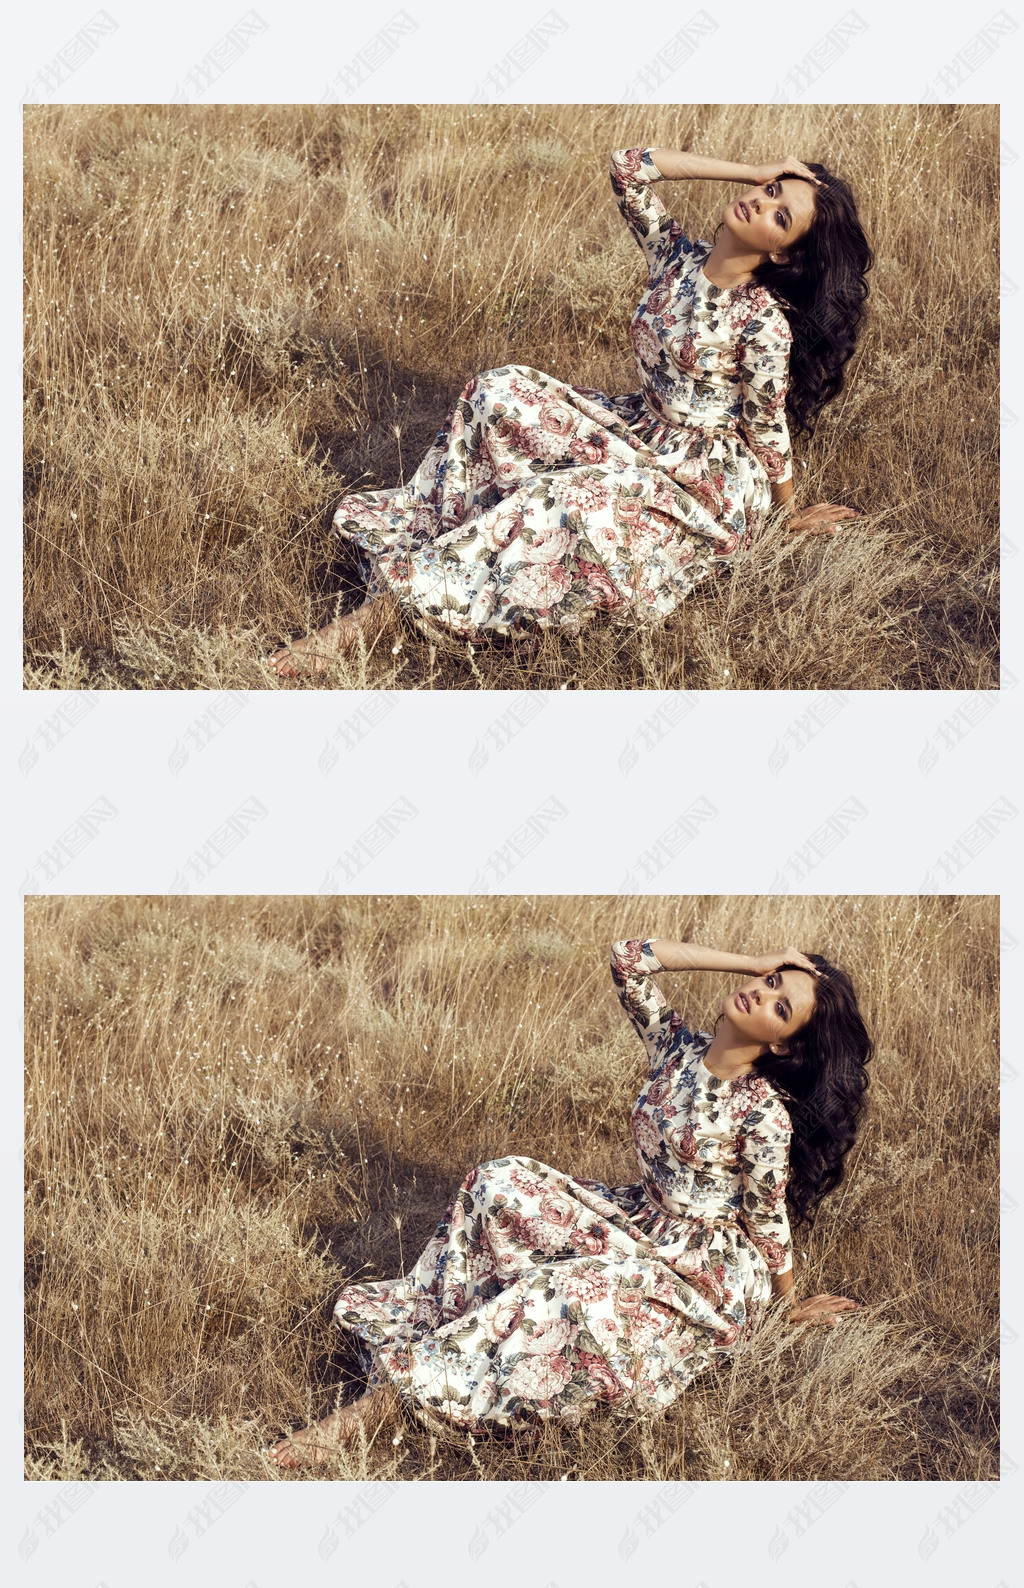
[334,1155,773,1431]
[333,365,772,638]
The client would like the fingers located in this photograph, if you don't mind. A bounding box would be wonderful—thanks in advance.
[796,501,860,515]
[786,158,823,186]
[788,503,860,536]
[790,1292,862,1325]
[784,948,821,977]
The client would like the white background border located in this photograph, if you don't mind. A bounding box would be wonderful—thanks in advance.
[8,2,1021,1584]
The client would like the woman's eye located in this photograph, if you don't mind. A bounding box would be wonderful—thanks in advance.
[776,1004,786,1020]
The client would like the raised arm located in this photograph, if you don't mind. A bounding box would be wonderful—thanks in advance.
[610,149,685,281]
[610,939,691,1075]
[647,150,823,187]
[645,941,821,977]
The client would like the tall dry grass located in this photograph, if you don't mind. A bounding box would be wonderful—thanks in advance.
[24,103,998,690]
[25,895,998,1481]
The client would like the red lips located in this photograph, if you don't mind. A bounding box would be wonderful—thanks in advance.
[735,201,750,223]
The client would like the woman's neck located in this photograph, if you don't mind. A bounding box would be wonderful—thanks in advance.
[702,235,762,290]
[702,1026,764,1080]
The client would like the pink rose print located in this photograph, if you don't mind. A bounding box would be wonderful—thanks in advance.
[645,1073,673,1108]
[756,1239,790,1273]
[666,539,695,574]
[443,1282,467,1316]
[443,492,466,526]
[505,561,572,610]
[538,396,576,438]
[675,1122,698,1162]
[712,529,741,559]
[481,505,525,552]
[750,444,787,480]
[570,1224,610,1256]
[583,1358,624,1399]
[646,280,674,317]
[615,147,646,182]
[677,331,698,371]
[590,1314,621,1349]
[539,1189,575,1228]
[487,1297,526,1338]
[650,474,680,513]
[569,431,610,464]
[613,939,647,976]
[577,560,622,609]
[520,1318,577,1355]
[631,318,661,368]
[664,1330,696,1364]
[519,520,573,564]
[632,1109,663,1163]
[587,521,620,557]
[506,1352,572,1402]
[494,456,527,484]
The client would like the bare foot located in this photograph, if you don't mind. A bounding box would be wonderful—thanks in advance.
[268,600,383,678]
[268,1392,378,1468]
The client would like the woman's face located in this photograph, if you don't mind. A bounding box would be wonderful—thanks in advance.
[722,967,817,1052]
[720,178,817,259]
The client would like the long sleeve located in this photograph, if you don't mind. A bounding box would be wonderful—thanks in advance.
[737,1096,794,1274]
[610,938,692,1076]
[610,149,691,283]
[736,305,794,484]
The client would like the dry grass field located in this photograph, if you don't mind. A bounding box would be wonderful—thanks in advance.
[24,103,998,691]
[25,894,998,1482]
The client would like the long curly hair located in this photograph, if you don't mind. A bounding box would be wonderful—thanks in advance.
[748,164,873,439]
[750,953,873,1229]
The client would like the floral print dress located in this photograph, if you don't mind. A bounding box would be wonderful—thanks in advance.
[333,940,794,1431]
[332,149,794,637]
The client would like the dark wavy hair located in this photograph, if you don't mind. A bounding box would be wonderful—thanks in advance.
[735,164,874,439]
[749,953,872,1229]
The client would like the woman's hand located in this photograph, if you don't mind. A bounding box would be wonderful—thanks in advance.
[747,948,823,980]
[787,501,860,536]
[787,1292,861,1326]
[749,157,823,189]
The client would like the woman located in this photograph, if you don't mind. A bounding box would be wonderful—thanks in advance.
[269,936,872,1464]
[269,144,872,675]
